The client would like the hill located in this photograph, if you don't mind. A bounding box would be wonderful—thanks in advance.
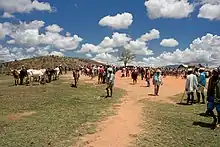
[0,56,103,73]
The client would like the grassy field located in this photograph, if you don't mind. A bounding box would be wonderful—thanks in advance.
[0,75,124,147]
[134,94,220,147]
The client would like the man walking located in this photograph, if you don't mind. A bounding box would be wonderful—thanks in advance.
[206,67,220,128]
[145,68,151,87]
[185,68,198,105]
[106,68,115,98]
[153,69,163,96]
[197,68,206,104]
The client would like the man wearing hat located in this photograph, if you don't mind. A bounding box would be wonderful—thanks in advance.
[185,68,198,105]
[197,68,206,104]
[106,68,115,98]
[205,67,220,127]
[19,65,27,85]
[153,69,163,96]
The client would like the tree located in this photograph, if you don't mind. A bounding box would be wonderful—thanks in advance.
[118,49,135,67]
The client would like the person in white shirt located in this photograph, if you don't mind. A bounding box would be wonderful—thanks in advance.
[106,69,115,98]
[185,68,198,105]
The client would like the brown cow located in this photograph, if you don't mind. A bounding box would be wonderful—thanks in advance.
[11,69,20,86]
[71,69,80,88]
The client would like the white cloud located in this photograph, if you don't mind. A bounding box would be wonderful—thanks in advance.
[85,53,92,58]
[0,0,52,14]
[78,32,131,54]
[1,20,83,51]
[0,23,8,39]
[93,53,118,65]
[125,40,154,55]
[46,24,63,33]
[99,12,133,29]
[66,32,71,37]
[50,51,64,57]
[145,0,194,19]
[198,3,220,20]
[79,43,116,54]
[79,43,99,53]
[138,29,160,42]
[142,33,220,67]
[99,32,131,48]
[7,40,15,44]
[1,12,15,18]
[0,45,65,61]
[160,38,179,47]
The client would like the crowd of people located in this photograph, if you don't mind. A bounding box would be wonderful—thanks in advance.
[185,67,220,128]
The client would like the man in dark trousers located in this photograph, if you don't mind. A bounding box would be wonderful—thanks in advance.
[19,65,27,85]
[206,68,220,128]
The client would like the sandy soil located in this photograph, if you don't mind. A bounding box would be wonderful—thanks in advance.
[73,72,185,147]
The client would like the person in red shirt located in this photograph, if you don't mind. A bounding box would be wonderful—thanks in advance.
[98,66,104,84]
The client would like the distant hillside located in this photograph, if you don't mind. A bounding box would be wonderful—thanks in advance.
[1,56,103,72]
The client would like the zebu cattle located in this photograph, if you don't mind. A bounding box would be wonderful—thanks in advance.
[71,69,80,88]
[27,69,46,85]
[54,67,60,80]
[10,69,20,85]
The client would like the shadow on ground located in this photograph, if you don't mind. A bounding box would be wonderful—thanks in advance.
[193,121,215,130]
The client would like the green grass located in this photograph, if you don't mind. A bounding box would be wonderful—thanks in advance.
[134,94,220,147]
[0,76,124,147]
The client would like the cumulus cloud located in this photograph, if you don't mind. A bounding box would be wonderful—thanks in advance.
[46,24,63,33]
[99,12,133,29]
[125,40,154,55]
[78,32,131,54]
[1,12,15,18]
[79,43,99,53]
[79,43,116,54]
[160,38,179,47]
[0,45,63,61]
[0,23,8,39]
[85,53,92,58]
[93,53,118,65]
[50,51,64,57]
[0,0,53,14]
[0,20,83,51]
[7,40,15,44]
[145,0,194,19]
[138,29,160,42]
[142,33,220,67]
[198,3,220,20]
[99,32,131,48]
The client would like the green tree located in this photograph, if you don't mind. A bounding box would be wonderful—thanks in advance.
[118,49,135,67]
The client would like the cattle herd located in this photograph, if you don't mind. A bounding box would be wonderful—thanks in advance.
[10,66,61,86]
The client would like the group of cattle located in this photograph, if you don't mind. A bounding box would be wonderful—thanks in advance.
[10,67,61,86]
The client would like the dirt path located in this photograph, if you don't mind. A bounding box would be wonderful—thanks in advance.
[73,72,185,147]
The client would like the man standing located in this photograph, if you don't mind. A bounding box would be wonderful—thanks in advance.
[206,67,220,128]
[19,65,27,85]
[153,69,163,96]
[140,67,145,80]
[106,68,115,98]
[145,68,151,87]
[185,68,198,105]
[98,65,104,84]
[197,68,206,104]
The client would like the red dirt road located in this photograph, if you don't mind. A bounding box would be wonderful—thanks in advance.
[76,72,185,147]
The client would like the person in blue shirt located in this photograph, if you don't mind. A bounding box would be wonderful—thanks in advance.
[197,68,206,104]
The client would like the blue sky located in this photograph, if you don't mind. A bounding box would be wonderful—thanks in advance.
[0,0,220,66]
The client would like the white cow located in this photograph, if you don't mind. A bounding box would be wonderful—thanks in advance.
[27,69,46,85]
[54,67,60,80]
